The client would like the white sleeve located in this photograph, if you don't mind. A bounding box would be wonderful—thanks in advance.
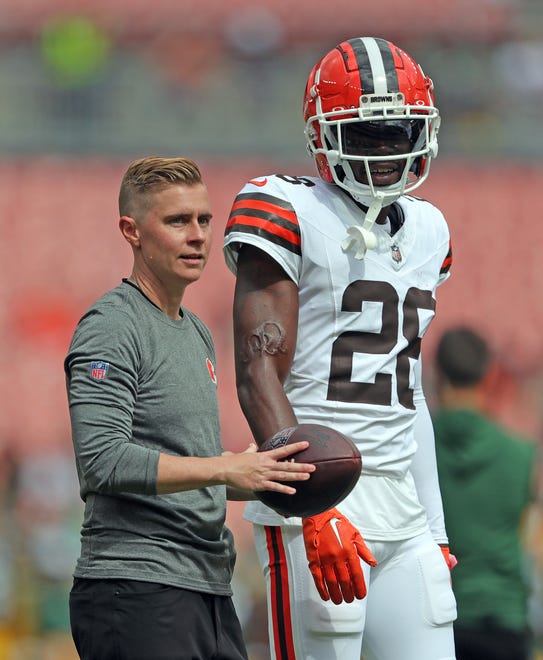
[410,357,449,544]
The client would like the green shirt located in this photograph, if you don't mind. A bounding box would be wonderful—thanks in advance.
[65,281,235,595]
[433,408,536,630]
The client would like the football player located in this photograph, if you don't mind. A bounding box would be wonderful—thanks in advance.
[224,37,456,659]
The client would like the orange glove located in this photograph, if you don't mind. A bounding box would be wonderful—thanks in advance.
[302,507,377,605]
[440,544,458,571]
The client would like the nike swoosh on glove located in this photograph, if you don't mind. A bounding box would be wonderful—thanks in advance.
[302,507,377,604]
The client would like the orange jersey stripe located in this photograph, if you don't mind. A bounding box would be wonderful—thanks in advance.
[226,192,301,255]
[229,197,298,227]
[228,214,301,248]
[440,240,453,274]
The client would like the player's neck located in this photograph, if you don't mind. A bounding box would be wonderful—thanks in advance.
[353,199,393,226]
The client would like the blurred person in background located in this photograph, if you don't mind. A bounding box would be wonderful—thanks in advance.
[223,37,456,660]
[64,156,315,660]
[433,326,540,660]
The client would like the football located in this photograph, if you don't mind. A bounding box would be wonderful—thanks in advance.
[256,423,362,518]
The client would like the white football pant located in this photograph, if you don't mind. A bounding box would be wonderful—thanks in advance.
[253,525,456,660]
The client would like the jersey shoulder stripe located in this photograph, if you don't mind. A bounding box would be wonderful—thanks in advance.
[225,191,301,255]
[440,239,453,275]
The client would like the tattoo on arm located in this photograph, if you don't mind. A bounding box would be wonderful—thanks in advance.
[242,322,287,362]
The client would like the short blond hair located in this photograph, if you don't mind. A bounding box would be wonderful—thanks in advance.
[119,156,203,218]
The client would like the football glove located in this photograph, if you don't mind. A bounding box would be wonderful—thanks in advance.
[440,544,458,571]
[302,507,377,604]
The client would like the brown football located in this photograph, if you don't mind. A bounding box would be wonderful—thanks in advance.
[256,423,362,518]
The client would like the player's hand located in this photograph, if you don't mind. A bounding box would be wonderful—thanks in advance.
[221,441,315,494]
[302,507,377,604]
[439,544,458,571]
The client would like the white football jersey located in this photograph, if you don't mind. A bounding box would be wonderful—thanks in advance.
[224,175,452,538]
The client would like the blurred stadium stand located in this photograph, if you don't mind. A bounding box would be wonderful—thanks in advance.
[0,1,542,658]
[0,0,518,40]
[0,0,541,158]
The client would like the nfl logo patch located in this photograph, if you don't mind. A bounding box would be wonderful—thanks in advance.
[90,361,109,381]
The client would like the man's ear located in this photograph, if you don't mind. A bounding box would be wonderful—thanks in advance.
[119,215,140,247]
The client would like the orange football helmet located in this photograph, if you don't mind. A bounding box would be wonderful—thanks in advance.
[303,37,440,208]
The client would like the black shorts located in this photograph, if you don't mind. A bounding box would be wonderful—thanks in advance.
[69,578,249,660]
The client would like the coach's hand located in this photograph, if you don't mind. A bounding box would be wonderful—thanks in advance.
[302,508,377,604]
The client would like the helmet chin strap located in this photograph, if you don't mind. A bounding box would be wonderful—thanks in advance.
[341,191,386,260]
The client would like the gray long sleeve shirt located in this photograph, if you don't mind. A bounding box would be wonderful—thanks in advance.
[64,281,235,595]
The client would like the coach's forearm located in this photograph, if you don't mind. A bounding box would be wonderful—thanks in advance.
[156,453,225,494]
